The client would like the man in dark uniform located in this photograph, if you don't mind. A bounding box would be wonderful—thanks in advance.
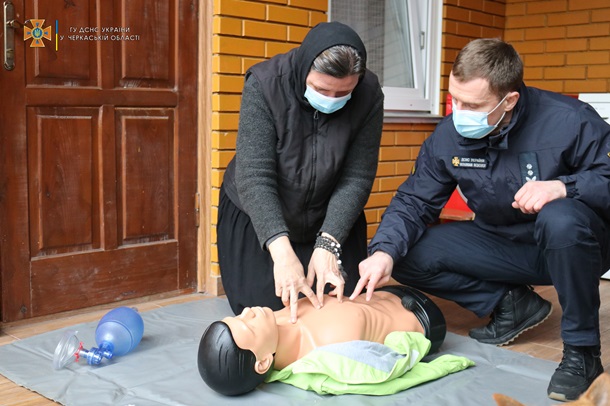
[350,38,610,402]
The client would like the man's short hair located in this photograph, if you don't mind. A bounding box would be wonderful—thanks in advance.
[452,38,524,97]
[197,321,272,396]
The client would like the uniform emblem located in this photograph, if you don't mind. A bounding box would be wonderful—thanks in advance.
[451,156,487,169]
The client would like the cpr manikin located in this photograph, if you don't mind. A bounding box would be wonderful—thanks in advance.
[198,285,446,396]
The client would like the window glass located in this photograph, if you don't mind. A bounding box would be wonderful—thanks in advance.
[330,0,442,117]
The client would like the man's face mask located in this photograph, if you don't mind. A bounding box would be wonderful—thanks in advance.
[304,85,352,114]
[452,93,509,139]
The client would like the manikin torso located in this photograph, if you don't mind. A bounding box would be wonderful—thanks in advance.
[271,291,424,369]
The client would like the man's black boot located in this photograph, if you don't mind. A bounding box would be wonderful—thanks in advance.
[469,285,552,345]
[547,343,604,401]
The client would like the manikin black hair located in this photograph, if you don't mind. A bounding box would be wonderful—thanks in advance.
[197,321,272,396]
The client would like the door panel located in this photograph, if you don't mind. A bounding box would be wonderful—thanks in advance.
[116,108,174,244]
[28,107,101,257]
[118,1,172,85]
[0,0,198,321]
[31,242,178,315]
[28,1,97,85]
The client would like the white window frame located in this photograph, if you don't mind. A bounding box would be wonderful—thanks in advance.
[328,0,443,120]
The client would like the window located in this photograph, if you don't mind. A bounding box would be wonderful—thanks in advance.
[329,0,442,119]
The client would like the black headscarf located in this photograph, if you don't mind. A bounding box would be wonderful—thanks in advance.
[292,22,367,101]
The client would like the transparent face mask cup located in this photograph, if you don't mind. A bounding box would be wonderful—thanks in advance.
[52,306,145,370]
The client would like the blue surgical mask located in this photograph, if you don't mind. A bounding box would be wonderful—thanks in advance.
[452,94,508,139]
[304,85,352,114]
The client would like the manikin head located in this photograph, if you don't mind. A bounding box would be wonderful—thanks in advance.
[197,307,278,396]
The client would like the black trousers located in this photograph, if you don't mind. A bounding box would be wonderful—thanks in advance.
[393,199,610,347]
[217,186,368,315]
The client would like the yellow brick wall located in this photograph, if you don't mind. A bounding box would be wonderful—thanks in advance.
[505,0,610,93]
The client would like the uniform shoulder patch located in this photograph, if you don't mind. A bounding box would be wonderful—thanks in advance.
[518,152,540,184]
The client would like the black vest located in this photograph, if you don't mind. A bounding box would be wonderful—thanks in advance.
[224,22,382,242]
[225,51,380,241]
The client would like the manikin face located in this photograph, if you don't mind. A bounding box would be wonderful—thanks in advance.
[305,70,359,98]
[222,306,279,361]
[448,72,516,128]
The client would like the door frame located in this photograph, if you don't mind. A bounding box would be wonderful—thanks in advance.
[197,0,217,296]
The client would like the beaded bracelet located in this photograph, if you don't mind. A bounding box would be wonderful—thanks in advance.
[314,234,344,273]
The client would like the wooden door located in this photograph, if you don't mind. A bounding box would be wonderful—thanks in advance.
[0,0,199,322]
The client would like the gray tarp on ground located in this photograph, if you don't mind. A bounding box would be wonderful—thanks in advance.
[0,297,563,405]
